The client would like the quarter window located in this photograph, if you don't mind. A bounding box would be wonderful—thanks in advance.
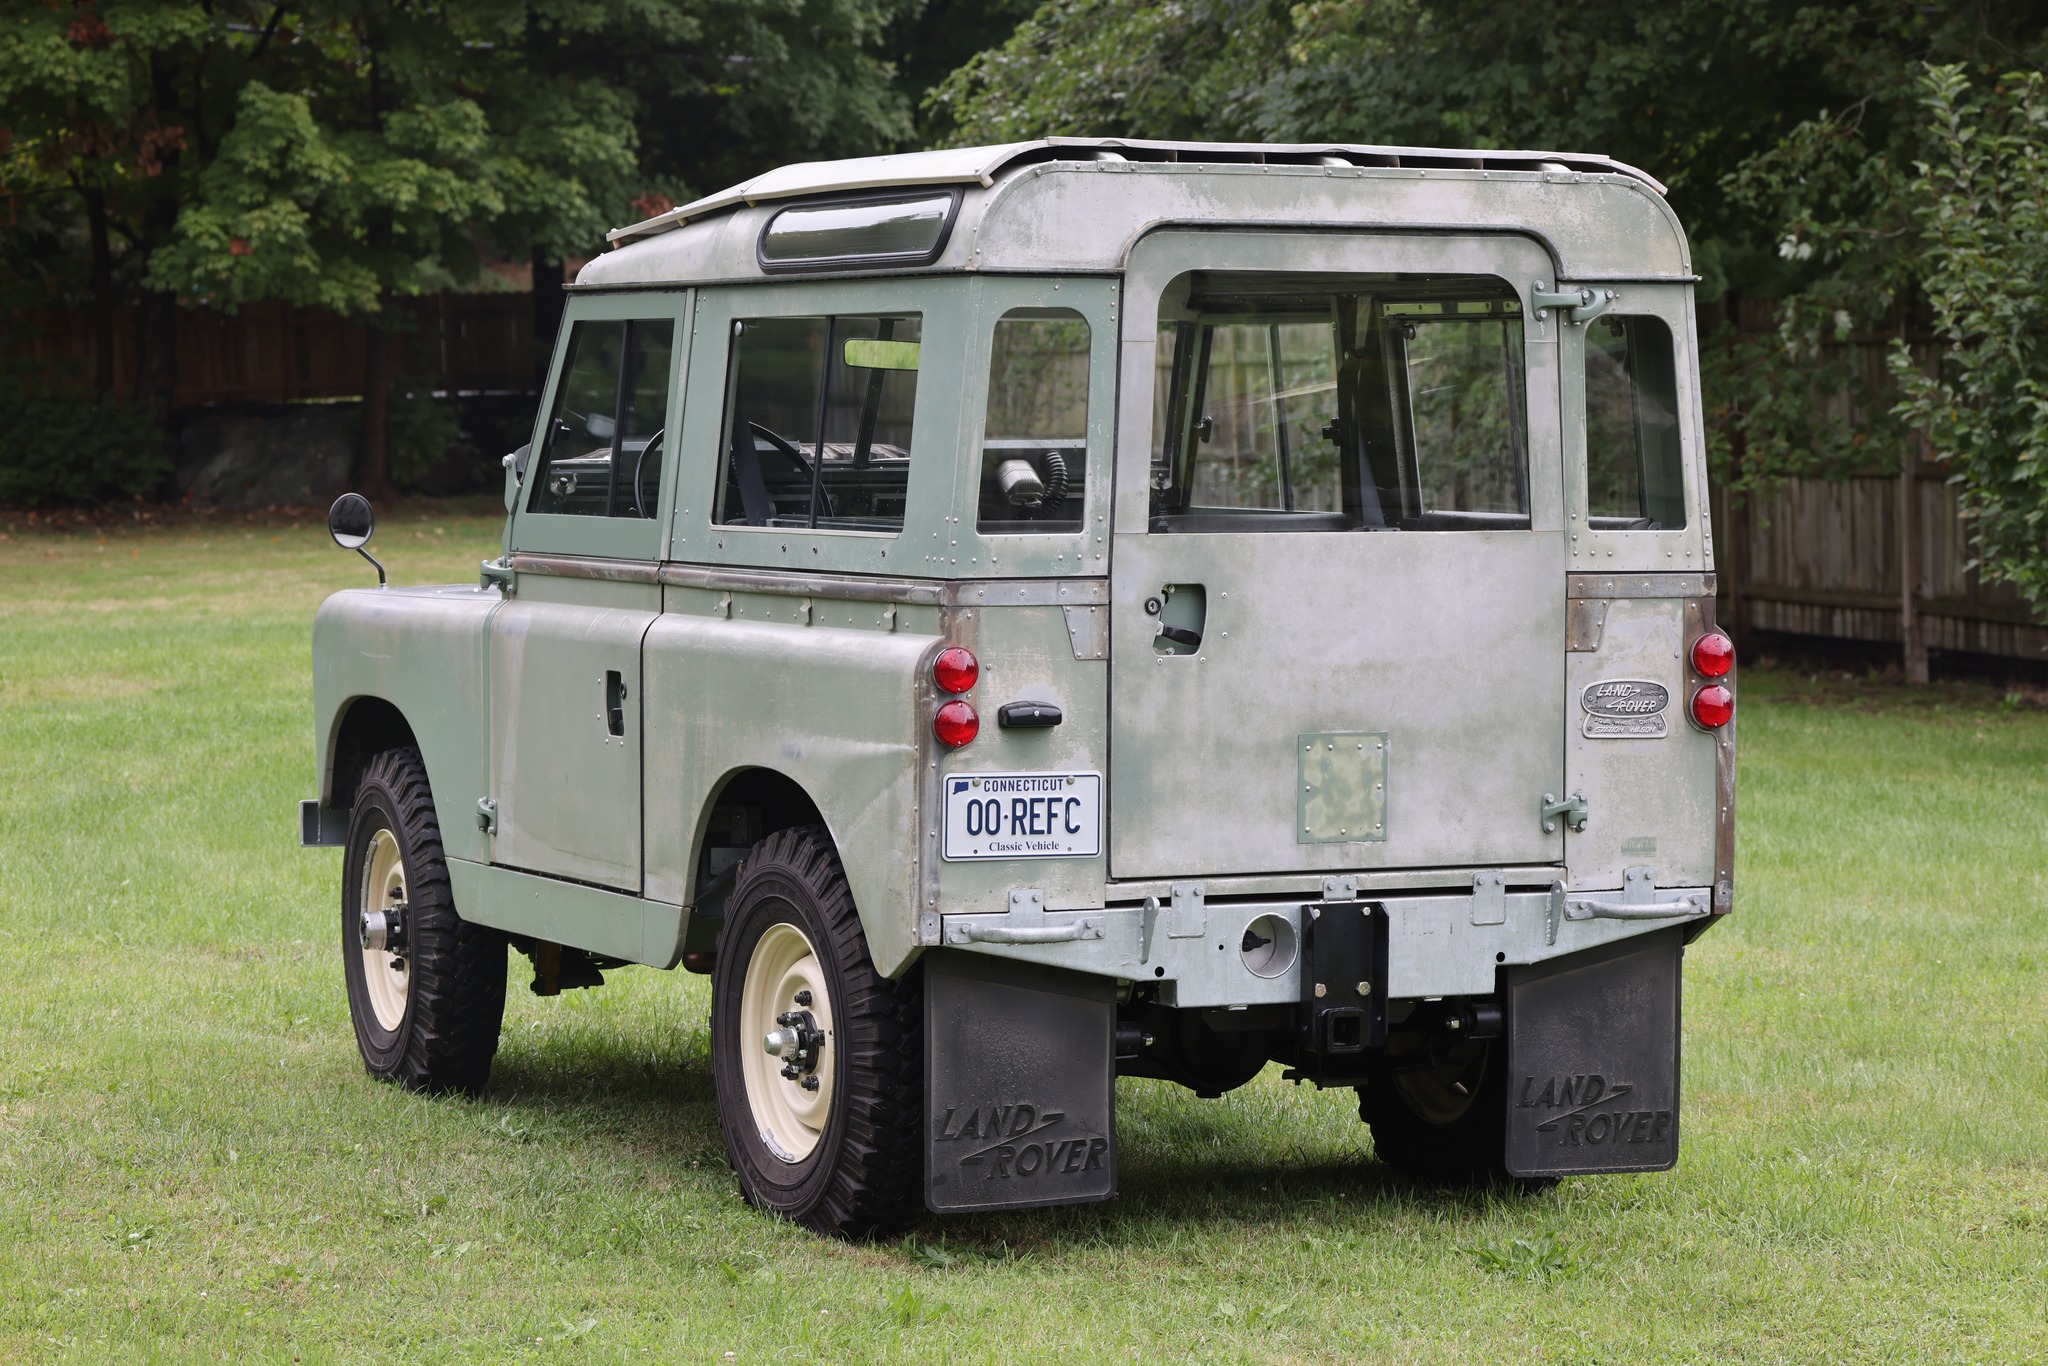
[529,319,674,519]
[715,314,922,532]
[1151,276,1529,532]
[1585,315,1686,529]
[977,308,1089,533]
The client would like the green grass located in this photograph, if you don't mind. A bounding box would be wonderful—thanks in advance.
[2,505,2044,1363]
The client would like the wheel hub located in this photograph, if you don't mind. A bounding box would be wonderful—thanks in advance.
[738,921,836,1162]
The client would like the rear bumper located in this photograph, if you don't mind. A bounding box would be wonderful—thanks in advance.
[937,880,1715,1006]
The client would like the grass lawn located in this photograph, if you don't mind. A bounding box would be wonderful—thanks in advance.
[1,503,2044,1364]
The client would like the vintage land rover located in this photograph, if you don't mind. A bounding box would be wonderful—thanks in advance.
[302,138,1737,1237]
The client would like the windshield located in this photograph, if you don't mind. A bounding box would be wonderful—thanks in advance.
[1150,274,1528,532]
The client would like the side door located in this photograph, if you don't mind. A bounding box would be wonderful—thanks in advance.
[489,291,690,891]
[1109,231,1568,879]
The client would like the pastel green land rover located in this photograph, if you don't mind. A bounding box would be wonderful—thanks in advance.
[303,139,1737,1236]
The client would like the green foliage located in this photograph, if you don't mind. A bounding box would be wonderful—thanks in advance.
[385,376,463,491]
[1890,66,2048,612]
[0,380,168,508]
[1465,1231,1581,1285]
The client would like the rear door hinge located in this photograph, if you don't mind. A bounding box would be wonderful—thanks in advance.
[476,797,498,834]
[1540,791,1589,834]
[1531,282,1617,326]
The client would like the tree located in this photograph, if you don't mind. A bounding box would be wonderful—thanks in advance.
[1891,65,2048,615]
[2,0,927,499]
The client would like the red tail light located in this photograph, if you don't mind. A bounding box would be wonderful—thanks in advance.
[1690,631,1735,678]
[934,699,979,747]
[1690,684,1734,729]
[933,647,978,694]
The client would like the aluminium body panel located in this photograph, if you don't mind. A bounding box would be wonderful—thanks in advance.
[1563,586,1720,892]
[639,601,937,976]
[1107,229,1569,881]
[312,584,500,866]
[486,573,660,892]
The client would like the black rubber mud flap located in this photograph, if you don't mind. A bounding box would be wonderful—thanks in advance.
[925,951,1116,1213]
[1504,928,1683,1178]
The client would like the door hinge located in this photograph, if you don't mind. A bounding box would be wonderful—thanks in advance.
[1531,282,1617,326]
[1540,791,1589,834]
[479,558,516,594]
[476,797,498,834]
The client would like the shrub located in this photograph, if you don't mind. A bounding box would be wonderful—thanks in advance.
[0,384,171,508]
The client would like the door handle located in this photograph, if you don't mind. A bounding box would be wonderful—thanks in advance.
[605,670,628,737]
[1157,625,1201,649]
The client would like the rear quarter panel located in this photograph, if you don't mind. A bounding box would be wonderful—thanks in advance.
[642,588,940,975]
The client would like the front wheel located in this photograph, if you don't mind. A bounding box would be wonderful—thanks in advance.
[341,747,506,1096]
[711,826,921,1237]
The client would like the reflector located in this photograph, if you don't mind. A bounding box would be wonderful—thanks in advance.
[1690,684,1734,729]
[934,700,979,748]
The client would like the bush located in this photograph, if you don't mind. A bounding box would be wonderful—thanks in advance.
[0,385,171,508]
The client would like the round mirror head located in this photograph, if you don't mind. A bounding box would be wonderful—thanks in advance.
[329,492,375,550]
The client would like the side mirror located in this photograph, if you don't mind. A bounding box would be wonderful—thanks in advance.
[328,492,386,587]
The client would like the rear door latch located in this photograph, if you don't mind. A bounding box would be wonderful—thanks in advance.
[1540,791,1589,833]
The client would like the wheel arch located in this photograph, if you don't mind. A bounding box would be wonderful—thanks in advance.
[688,765,829,901]
[326,695,420,809]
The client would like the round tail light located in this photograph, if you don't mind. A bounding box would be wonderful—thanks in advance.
[933,700,979,748]
[1690,631,1735,679]
[933,646,978,694]
[1690,684,1734,729]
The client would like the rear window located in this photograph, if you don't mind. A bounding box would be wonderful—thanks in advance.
[1585,315,1686,530]
[714,314,922,533]
[1150,275,1528,532]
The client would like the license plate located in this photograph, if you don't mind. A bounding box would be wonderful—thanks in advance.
[943,772,1101,860]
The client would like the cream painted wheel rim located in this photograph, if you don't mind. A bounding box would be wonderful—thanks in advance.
[360,827,411,1033]
[739,921,836,1163]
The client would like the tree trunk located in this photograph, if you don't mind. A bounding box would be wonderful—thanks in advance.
[532,249,565,393]
[1902,433,1929,684]
[356,316,399,501]
[132,288,178,424]
[83,186,117,394]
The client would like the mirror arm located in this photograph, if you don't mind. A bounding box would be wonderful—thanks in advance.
[356,545,387,588]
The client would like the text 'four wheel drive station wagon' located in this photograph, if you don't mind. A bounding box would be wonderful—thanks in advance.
[301,138,1738,1238]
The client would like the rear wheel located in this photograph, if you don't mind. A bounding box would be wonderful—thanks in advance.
[341,747,506,1096]
[1360,1034,1514,1184]
[711,826,921,1237]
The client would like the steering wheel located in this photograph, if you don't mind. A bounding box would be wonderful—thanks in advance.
[747,421,835,519]
[632,429,664,519]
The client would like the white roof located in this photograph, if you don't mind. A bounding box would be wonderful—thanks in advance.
[605,138,1665,246]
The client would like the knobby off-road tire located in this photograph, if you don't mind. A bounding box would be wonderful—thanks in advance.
[711,825,922,1238]
[342,746,507,1096]
[1360,1036,1517,1186]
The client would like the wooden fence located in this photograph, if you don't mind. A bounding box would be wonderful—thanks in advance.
[13,292,539,406]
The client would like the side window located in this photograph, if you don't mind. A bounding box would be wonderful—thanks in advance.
[715,313,922,532]
[1151,278,1529,532]
[1585,315,1685,530]
[977,308,1089,533]
[529,319,674,519]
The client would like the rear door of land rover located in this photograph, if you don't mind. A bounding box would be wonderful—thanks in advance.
[1109,231,1566,878]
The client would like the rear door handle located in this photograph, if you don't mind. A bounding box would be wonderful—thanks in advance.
[997,701,1063,729]
[605,669,628,737]
[1157,625,1201,648]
